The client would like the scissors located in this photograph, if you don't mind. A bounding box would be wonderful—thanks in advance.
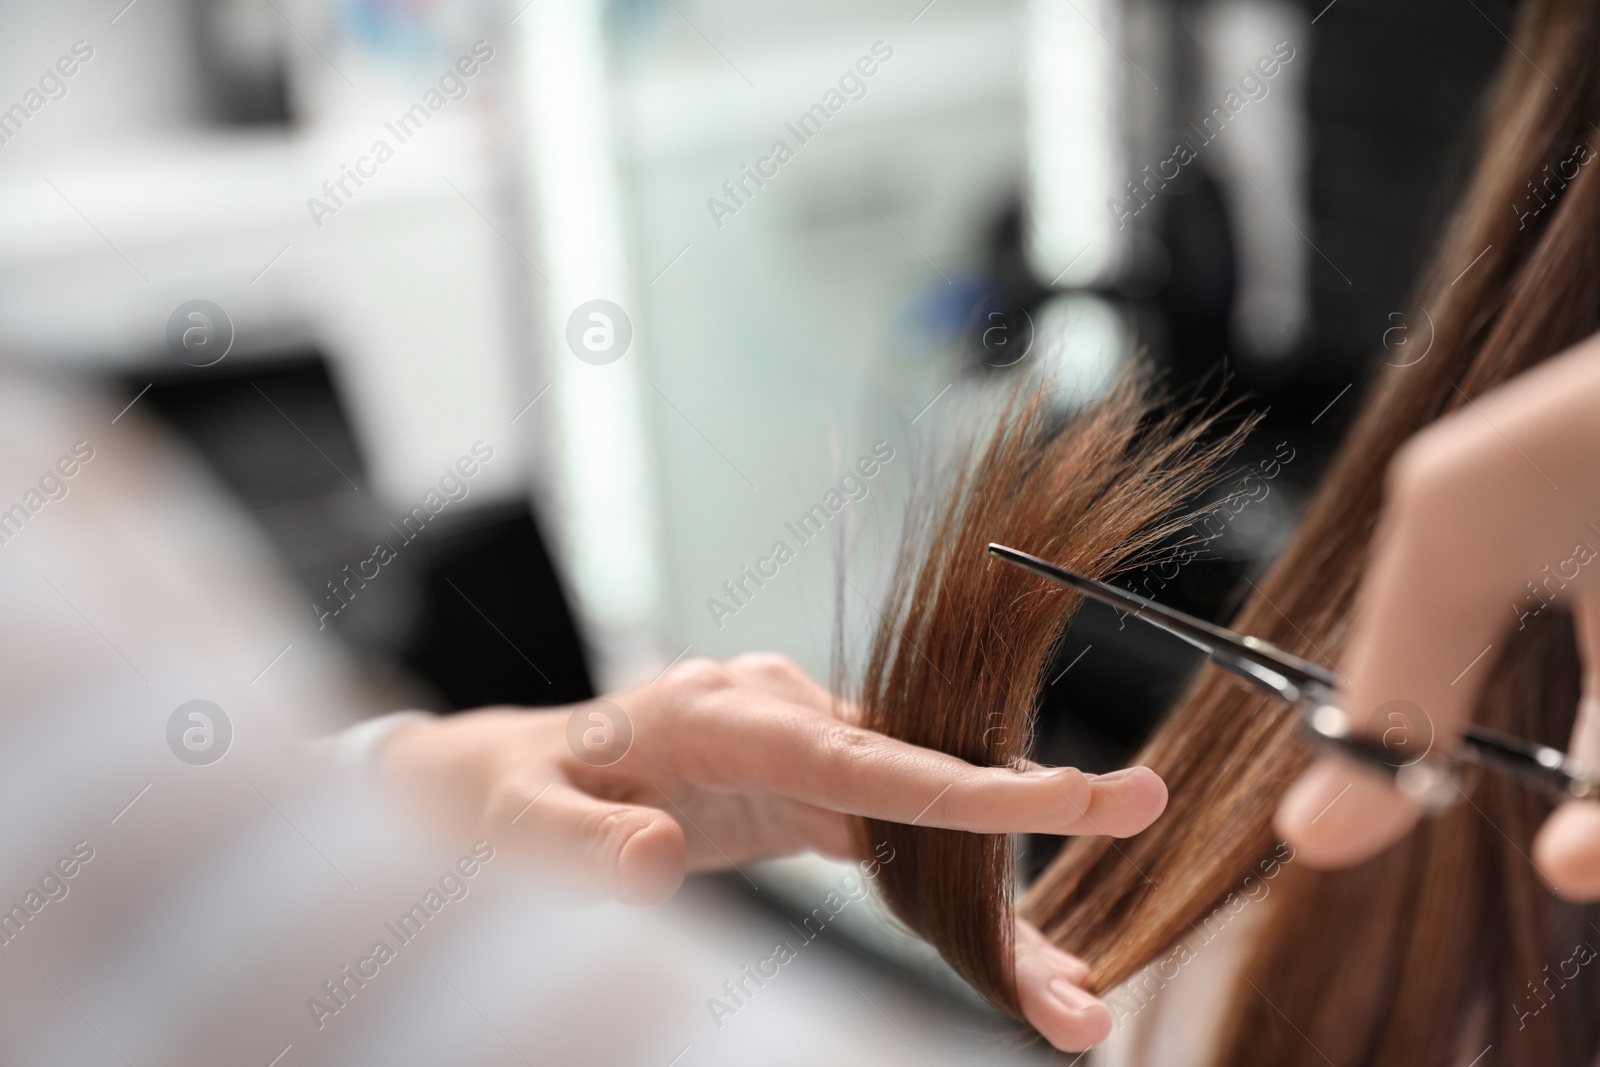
[988,543,1599,813]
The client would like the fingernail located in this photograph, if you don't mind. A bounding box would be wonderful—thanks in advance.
[1088,767,1140,783]
[1048,976,1100,1014]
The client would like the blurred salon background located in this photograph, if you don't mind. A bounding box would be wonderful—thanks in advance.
[0,0,1520,1061]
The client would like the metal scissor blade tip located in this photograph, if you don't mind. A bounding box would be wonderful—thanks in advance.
[984,542,1339,694]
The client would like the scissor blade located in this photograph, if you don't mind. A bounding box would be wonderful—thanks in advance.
[986,543,1340,692]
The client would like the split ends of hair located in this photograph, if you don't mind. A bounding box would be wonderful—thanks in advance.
[850,367,1258,1015]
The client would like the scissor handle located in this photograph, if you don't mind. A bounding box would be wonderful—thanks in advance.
[1459,726,1600,803]
[1300,702,1463,814]
[1300,703,1600,811]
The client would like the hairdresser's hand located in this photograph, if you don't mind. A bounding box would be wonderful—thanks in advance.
[1276,332,1600,898]
[377,652,1162,1049]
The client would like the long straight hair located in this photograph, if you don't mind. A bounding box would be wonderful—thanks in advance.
[857,0,1600,1062]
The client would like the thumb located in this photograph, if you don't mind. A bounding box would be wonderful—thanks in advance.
[486,779,688,905]
[1533,593,1600,899]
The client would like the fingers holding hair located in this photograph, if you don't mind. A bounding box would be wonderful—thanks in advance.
[1014,918,1112,1051]
[667,689,1165,837]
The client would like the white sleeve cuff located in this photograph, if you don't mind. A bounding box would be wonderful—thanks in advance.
[313,710,431,775]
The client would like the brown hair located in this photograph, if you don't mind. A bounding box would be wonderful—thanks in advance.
[857,0,1600,1062]
[854,374,1255,1010]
